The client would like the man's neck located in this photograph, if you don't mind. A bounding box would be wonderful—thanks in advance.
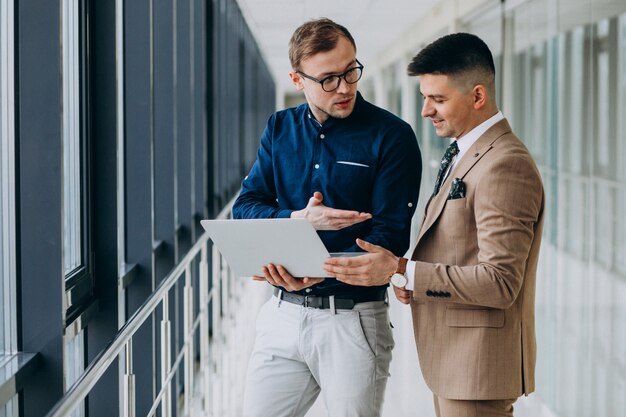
[456,108,499,140]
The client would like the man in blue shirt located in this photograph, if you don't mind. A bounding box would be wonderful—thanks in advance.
[234,18,421,417]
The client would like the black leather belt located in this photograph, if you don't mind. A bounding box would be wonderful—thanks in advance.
[273,287,386,310]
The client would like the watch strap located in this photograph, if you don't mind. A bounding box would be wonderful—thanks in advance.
[395,257,408,275]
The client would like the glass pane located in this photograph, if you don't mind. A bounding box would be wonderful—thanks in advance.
[620,14,626,182]
[62,0,83,276]
[0,396,19,417]
[64,330,85,417]
[1,0,16,355]
[0,2,5,354]
[596,21,611,170]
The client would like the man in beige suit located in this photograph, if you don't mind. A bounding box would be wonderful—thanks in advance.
[324,33,544,417]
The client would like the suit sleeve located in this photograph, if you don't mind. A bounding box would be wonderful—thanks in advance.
[346,123,422,256]
[411,154,544,309]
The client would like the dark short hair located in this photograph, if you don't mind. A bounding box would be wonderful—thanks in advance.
[289,18,356,70]
[407,32,495,83]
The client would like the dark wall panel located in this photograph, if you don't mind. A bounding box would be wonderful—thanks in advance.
[175,0,192,259]
[16,0,64,416]
[86,0,120,415]
[124,1,155,415]
[153,0,176,281]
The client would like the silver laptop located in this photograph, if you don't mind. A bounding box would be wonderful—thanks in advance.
[200,218,359,278]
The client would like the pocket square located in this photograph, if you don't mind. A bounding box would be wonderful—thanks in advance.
[448,178,466,200]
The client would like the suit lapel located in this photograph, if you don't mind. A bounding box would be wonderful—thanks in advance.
[415,119,513,244]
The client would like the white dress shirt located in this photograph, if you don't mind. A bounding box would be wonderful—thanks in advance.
[404,111,504,291]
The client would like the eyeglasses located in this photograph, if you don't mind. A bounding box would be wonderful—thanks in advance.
[296,59,364,92]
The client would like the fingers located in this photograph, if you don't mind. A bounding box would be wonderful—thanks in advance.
[327,213,371,230]
[308,192,324,207]
[393,286,412,304]
[355,238,383,253]
[323,255,370,274]
[301,277,325,288]
[301,193,372,230]
[262,264,324,292]
[328,268,388,287]
[325,208,371,220]
[263,264,293,289]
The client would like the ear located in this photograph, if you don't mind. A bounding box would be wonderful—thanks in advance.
[472,84,488,110]
[289,72,304,91]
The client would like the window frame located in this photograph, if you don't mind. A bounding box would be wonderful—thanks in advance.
[1,0,17,356]
[61,0,94,329]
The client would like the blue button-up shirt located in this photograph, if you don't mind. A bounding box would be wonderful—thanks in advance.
[233,92,422,297]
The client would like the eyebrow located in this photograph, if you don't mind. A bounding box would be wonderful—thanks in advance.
[421,93,447,99]
[317,60,357,78]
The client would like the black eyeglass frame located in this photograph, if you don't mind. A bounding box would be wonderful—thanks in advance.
[296,59,364,92]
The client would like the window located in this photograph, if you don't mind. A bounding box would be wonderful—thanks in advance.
[62,0,89,283]
[1,0,16,356]
[1,0,18,415]
[61,1,90,415]
[616,13,626,276]
[62,0,92,318]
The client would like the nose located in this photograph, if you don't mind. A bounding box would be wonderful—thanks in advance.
[421,99,435,118]
[336,77,351,94]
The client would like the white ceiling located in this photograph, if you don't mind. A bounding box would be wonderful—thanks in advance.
[236,0,442,93]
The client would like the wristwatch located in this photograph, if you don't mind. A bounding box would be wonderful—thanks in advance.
[390,257,408,288]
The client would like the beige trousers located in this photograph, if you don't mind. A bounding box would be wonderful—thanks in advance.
[433,394,517,417]
[242,295,394,417]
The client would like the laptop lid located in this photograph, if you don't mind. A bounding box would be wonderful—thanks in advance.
[200,218,335,278]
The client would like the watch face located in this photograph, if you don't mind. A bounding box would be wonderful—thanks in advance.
[391,273,407,288]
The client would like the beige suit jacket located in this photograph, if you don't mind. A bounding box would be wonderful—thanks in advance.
[410,119,544,400]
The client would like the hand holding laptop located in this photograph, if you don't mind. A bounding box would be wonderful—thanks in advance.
[200,218,360,278]
[291,192,371,230]
[324,238,398,287]
[252,264,325,291]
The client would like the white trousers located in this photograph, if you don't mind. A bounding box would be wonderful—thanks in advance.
[242,294,394,417]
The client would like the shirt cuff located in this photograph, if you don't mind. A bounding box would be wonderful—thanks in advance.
[276,209,294,218]
[406,260,416,291]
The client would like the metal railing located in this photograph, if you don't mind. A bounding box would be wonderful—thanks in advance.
[46,198,265,417]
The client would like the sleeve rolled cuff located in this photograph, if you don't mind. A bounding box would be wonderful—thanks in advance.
[276,209,294,219]
[406,260,416,291]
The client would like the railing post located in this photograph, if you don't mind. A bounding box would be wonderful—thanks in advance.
[122,340,135,417]
[211,245,222,417]
[221,260,233,413]
[183,264,193,416]
[160,296,171,417]
[199,242,211,416]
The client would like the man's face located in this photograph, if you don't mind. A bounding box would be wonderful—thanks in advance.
[290,36,358,124]
[419,73,477,139]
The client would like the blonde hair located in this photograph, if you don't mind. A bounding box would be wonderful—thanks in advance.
[288,18,356,70]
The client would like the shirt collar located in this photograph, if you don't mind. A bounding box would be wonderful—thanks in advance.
[306,91,365,128]
[454,111,504,156]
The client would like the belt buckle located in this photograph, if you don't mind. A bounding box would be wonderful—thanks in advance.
[303,295,322,308]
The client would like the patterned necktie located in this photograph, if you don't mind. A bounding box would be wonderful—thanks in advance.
[433,141,459,195]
